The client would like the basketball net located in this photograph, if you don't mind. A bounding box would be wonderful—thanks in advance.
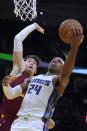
[13,0,37,21]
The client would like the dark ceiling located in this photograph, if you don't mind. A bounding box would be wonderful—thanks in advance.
[0,0,87,68]
[0,0,87,28]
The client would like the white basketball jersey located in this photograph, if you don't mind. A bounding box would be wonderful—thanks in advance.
[17,74,60,121]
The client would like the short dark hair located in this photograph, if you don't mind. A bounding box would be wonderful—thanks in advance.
[24,55,41,68]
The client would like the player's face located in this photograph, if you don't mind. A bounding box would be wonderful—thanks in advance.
[25,58,37,76]
[48,57,64,74]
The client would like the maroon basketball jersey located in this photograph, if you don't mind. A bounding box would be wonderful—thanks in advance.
[0,71,29,117]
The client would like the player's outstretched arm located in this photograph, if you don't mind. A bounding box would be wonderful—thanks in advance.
[14,23,44,44]
[10,23,44,76]
[57,32,84,95]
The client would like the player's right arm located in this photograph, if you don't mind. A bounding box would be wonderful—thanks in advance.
[2,76,30,99]
[55,32,84,96]
[10,23,44,76]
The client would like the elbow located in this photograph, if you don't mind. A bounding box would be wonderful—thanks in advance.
[14,33,20,40]
[14,36,21,43]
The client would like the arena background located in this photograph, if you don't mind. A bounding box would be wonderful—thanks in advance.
[0,0,87,130]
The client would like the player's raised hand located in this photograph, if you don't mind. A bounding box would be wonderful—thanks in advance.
[71,34,84,47]
[34,23,45,34]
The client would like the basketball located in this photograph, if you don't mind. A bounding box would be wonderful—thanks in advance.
[58,19,83,44]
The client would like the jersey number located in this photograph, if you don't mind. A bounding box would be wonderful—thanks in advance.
[27,84,42,95]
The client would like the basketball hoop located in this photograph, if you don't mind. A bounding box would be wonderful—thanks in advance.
[13,0,37,21]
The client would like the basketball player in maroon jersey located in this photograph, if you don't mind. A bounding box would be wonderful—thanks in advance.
[0,23,51,131]
[0,23,55,131]
[0,54,40,131]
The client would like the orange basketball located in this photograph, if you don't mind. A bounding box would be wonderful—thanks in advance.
[58,19,83,44]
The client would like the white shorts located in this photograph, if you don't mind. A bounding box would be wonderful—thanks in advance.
[10,116,48,131]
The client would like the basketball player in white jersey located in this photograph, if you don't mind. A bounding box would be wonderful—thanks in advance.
[3,24,84,131]
[2,23,55,130]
